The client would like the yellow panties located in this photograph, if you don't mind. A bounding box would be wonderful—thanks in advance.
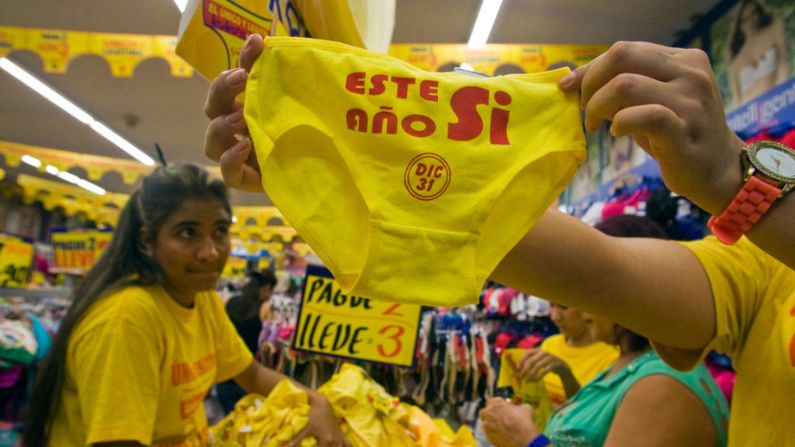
[246,36,585,306]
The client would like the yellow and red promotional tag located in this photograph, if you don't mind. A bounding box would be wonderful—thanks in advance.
[0,234,34,288]
[51,228,113,272]
[294,265,422,367]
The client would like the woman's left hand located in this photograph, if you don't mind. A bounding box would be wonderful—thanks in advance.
[290,391,349,447]
[480,398,540,447]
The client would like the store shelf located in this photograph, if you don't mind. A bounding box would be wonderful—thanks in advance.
[0,287,71,299]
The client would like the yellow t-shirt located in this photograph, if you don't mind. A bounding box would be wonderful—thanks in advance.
[658,237,795,446]
[539,334,618,406]
[50,285,253,447]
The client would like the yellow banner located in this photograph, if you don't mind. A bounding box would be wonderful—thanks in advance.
[1,140,153,185]
[16,174,127,225]
[0,26,193,77]
[51,228,113,271]
[0,234,34,288]
[389,43,610,75]
[222,256,248,278]
[294,266,422,367]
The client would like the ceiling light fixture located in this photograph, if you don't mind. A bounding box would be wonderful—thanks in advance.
[468,0,504,48]
[173,0,188,13]
[21,155,42,168]
[0,57,155,166]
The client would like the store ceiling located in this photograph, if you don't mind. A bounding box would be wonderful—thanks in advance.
[0,0,720,206]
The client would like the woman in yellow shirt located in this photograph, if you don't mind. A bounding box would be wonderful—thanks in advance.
[511,304,618,406]
[24,164,346,447]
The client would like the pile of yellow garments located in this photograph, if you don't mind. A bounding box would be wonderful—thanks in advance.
[497,349,553,431]
[209,363,476,446]
[209,381,315,446]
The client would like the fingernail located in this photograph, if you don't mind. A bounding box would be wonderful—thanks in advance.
[243,34,253,48]
[609,122,617,136]
[227,68,246,86]
[559,72,575,88]
[226,109,243,124]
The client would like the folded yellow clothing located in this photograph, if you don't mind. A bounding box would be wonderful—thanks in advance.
[246,36,585,306]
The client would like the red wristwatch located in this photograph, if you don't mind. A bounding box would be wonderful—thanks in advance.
[708,141,795,244]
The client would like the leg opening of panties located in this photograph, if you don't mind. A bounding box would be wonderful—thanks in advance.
[246,37,585,307]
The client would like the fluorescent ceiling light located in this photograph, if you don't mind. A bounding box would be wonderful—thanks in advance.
[43,164,106,195]
[173,0,188,13]
[468,0,504,48]
[21,155,42,168]
[0,57,155,166]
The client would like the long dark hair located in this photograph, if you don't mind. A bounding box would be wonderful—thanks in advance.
[25,164,231,446]
[594,215,669,353]
[730,0,774,58]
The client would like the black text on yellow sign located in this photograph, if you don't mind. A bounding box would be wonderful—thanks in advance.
[294,266,422,367]
[0,234,34,288]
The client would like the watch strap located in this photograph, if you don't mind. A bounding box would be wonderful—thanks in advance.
[707,175,781,244]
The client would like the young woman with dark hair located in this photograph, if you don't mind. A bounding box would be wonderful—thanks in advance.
[25,164,345,447]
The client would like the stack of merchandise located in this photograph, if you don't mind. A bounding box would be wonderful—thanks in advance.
[210,363,475,447]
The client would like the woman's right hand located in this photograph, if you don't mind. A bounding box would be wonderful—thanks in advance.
[203,33,265,192]
[290,391,349,447]
[513,348,570,381]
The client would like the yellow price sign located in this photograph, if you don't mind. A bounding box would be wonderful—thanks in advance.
[0,234,34,287]
[223,256,247,278]
[294,266,422,367]
[51,228,113,271]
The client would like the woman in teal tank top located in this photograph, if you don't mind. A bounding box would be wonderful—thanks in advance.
[480,216,730,447]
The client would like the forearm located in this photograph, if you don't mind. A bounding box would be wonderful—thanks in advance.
[492,210,715,350]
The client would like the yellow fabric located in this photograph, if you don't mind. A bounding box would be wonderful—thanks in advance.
[660,237,795,446]
[496,348,553,432]
[539,334,618,406]
[407,405,475,447]
[211,364,421,447]
[209,382,315,447]
[319,363,415,447]
[246,36,585,306]
[49,285,253,447]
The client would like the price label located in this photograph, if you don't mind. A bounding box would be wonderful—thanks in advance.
[51,228,113,271]
[293,265,422,367]
[0,234,34,287]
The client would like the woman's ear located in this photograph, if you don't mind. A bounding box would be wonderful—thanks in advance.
[139,227,153,256]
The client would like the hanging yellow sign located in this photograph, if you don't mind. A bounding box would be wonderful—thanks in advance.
[1,140,153,185]
[294,265,422,367]
[388,43,609,75]
[16,175,126,225]
[0,234,34,288]
[0,26,193,77]
[51,228,113,271]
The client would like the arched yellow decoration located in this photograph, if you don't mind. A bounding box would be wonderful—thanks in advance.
[0,26,194,77]
[15,174,128,225]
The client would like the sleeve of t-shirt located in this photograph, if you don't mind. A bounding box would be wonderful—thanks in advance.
[653,236,770,370]
[210,293,254,382]
[71,296,163,445]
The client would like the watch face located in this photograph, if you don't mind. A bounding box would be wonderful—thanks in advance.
[749,142,795,182]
